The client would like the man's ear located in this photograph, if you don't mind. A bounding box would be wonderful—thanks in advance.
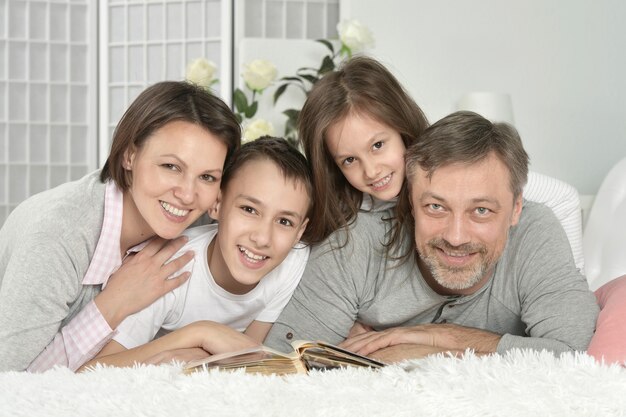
[510,194,523,226]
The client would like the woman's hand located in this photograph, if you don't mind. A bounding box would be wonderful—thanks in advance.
[94,236,194,329]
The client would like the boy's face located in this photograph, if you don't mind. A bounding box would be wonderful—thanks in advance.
[209,158,310,294]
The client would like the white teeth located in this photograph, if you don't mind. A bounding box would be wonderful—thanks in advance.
[160,201,190,217]
[238,246,268,262]
[371,174,392,188]
[445,251,469,257]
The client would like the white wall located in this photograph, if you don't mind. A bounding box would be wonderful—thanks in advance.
[342,0,626,195]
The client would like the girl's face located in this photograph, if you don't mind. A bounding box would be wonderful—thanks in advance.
[325,112,406,201]
[123,120,228,242]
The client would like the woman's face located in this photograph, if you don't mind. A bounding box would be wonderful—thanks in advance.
[325,112,406,201]
[123,120,228,241]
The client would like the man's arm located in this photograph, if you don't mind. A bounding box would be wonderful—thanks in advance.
[263,243,360,352]
[368,344,465,363]
[497,202,598,354]
[340,323,500,361]
[265,215,387,352]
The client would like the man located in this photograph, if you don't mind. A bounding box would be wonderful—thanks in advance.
[264,111,598,362]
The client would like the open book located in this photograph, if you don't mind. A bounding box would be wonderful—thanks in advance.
[183,340,386,375]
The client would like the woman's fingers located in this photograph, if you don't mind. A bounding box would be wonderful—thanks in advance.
[128,236,188,264]
[161,251,194,279]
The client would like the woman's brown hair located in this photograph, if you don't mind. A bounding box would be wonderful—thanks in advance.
[100,81,241,190]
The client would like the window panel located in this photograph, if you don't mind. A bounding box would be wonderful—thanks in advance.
[1,1,230,227]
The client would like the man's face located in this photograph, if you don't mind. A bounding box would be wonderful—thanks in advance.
[410,152,522,295]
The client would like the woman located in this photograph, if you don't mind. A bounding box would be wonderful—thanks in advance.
[0,81,246,372]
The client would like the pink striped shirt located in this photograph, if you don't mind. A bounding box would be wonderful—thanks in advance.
[27,180,124,372]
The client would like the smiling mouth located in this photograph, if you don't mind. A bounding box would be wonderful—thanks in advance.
[370,173,392,189]
[238,246,268,263]
[441,249,472,257]
[160,201,190,217]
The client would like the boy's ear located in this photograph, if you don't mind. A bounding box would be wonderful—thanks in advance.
[210,190,223,219]
[294,218,309,244]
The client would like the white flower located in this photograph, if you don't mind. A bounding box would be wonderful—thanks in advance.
[186,58,217,88]
[243,119,274,143]
[242,60,278,92]
[337,19,375,53]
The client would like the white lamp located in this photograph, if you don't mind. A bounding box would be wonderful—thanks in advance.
[455,92,515,125]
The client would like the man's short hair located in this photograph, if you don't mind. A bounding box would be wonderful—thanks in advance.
[405,110,529,198]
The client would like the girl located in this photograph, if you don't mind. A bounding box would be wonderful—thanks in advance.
[299,56,584,269]
[0,81,241,372]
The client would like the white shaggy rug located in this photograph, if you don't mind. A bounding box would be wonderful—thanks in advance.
[1,349,625,417]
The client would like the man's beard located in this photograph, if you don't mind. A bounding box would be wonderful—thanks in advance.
[417,237,495,291]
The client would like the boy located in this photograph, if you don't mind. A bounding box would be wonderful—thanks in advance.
[82,137,313,368]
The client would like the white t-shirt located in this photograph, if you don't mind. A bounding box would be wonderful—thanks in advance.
[114,225,310,349]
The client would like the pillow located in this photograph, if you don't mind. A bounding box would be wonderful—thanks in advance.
[587,274,626,365]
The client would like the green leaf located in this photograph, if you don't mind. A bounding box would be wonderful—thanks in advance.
[233,89,248,113]
[245,101,258,118]
[296,67,319,74]
[316,39,335,54]
[234,113,242,124]
[299,74,319,85]
[284,111,299,139]
[340,43,352,58]
[273,83,289,104]
[283,109,300,119]
[319,55,336,75]
[280,76,305,85]
[295,68,318,77]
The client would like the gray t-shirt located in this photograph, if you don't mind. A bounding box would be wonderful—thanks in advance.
[265,201,598,354]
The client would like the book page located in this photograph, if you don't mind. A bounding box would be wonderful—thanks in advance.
[292,341,386,371]
[183,346,306,375]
